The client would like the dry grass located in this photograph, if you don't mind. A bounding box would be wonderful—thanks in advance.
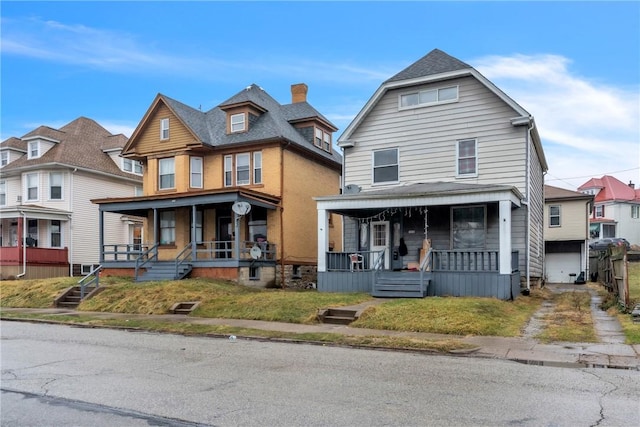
[536,290,597,343]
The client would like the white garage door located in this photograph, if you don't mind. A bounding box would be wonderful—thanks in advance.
[545,252,582,283]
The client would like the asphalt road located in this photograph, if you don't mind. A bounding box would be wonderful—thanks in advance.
[2,321,639,426]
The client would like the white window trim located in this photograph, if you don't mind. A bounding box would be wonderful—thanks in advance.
[122,158,143,175]
[1,151,8,167]
[631,205,640,219]
[549,205,561,227]
[26,172,39,201]
[0,179,6,206]
[253,152,262,184]
[456,138,478,178]
[236,153,250,186]
[160,118,170,140]
[224,155,233,187]
[28,141,40,159]
[190,156,203,188]
[230,113,246,133]
[372,147,399,185]
[50,219,62,248]
[49,172,63,201]
[398,85,459,110]
[158,158,175,190]
[595,205,604,218]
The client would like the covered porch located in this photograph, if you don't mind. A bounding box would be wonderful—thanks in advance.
[93,188,280,286]
[315,182,524,300]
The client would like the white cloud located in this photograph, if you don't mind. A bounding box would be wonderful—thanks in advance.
[474,54,640,190]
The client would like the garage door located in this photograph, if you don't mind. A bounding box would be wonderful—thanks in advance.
[545,252,581,283]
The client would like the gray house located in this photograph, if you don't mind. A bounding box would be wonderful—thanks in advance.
[315,49,548,299]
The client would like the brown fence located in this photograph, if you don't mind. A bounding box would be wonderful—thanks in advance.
[590,246,630,309]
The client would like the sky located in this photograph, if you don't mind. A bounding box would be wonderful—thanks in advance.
[1,1,639,191]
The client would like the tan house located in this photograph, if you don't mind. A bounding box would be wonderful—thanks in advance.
[0,117,143,279]
[93,84,342,287]
[544,185,593,283]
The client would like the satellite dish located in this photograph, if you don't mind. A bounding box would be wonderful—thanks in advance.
[232,201,251,216]
[250,245,262,259]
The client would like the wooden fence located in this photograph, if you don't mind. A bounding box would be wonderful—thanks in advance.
[590,246,630,309]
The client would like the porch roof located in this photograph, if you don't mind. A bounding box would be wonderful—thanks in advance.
[0,204,72,221]
[315,182,522,214]
[92,188,280,216]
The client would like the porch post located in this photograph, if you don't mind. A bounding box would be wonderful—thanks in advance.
[99,210,104,263]
[317,208,328,272]
[234,212,241,259]
[191,205,197,255]
[153,208,158,243]
[499,200,512,275]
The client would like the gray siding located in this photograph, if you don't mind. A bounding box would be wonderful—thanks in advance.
[528,137,545,278]
[344,76,528,194]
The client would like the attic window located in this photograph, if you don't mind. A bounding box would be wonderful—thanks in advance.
[314,128,332,152]
[28,141,40,159]
[400,85,458,109]
[1,152,7,167]
[230,113,246,133]
[160,118,170,140]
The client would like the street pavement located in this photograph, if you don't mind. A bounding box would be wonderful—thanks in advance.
[2,284,638,370]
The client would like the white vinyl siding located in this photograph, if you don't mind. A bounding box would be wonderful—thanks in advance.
[344,76,528,194]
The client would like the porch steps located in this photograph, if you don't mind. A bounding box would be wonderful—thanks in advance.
[54,285,99,309]
[372,271,431,298]
[317,307,359,325]
[136,262,192,282]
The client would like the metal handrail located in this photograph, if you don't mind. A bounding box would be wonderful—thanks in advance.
[419,248,433,295]
[174,243,193,278]
[372,248,386,290]
[78,264,102,299]
[134,243,159,280]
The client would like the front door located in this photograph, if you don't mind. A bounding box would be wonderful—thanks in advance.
[370,221,390,269]
[217,215,232,258]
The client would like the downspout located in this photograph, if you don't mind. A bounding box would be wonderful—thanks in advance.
[279,142,288,288]
[525,118,534,291]
[70,168,76,276]
[16,211,27,278]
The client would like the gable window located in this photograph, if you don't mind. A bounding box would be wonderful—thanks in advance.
[452,205,486,249]
[230,113,246,133]
[595,205,604,218]
[50,220,62,247]
[236,153,250,185]
[0,180,6,205]
[190,156,203,188]
[457,139,477,176]
[549,205,561,227]
[631,205,640,219]
[253,152,262,184]
[160,118,170,140]
[28,141,40,159]
[224,155,233,187]
[26,173,39,201]
[159,210,176,245]
[373,148,399,184]
[49,172,63,200]
[158,158,175,190]
[1,151,7,166]
[123,158,143,175]
[400,85,458,109]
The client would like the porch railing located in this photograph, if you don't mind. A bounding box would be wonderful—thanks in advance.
[419,248,433,294]
[372,248,387,285]
[134,243,159,279]
[193,241,277,261]
[102,244,149,262]
[78,265,102,299]
[0,246,68,264]
[325,250,381,271]
[175,243,193,278]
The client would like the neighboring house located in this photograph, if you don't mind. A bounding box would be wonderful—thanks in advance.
[578,175,640,246]
[543,185,593,283]
[315,49,548,299]
[0,117,143,279]
[93,84,342,287]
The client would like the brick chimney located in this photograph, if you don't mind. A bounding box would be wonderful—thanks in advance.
[291,83,308,103]
[629,181,635,189]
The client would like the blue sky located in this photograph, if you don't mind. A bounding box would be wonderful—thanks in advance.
[2,1,639,190]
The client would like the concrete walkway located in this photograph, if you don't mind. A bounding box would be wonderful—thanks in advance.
[2,284,638,370]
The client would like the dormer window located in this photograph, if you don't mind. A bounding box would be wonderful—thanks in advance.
[123,158,143,175]
[314,127,332,152]
[1,151,7,167]
[160,118,170,140]
[230,113,246,133]
[28,141,40,159]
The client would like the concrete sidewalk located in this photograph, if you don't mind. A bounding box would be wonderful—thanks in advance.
[2,283,639,369]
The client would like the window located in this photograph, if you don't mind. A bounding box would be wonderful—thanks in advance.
[253,152,262,184]
[373,148,398,184]
[595,205,604,218]
[50,220,61,247]
[50,172,62,200]
[452,206,486,249]
[315,128,323,148]
[230,113,246,133]
[457,139,477,176]
[236,153,250,185]
[28,141,40,159]
[123,158,143,175]
[1,151,7,166]
[632,205,640,219]
[224,155,233,187]
[190,157,203,188]
[0,180,6,205]
[159,210,176,245]
[314,128,332,152]
[323,132,331,152]
[134,186,143,196]
[549,205,561,227]
[602,223,615,238]
[81,264,94,275]
[400,85,458,108]
[160,118,170,140]
[158,158,175,190]
[26,173,39,201]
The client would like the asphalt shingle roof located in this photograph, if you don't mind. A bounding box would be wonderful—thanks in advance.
[384,49,472,83]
